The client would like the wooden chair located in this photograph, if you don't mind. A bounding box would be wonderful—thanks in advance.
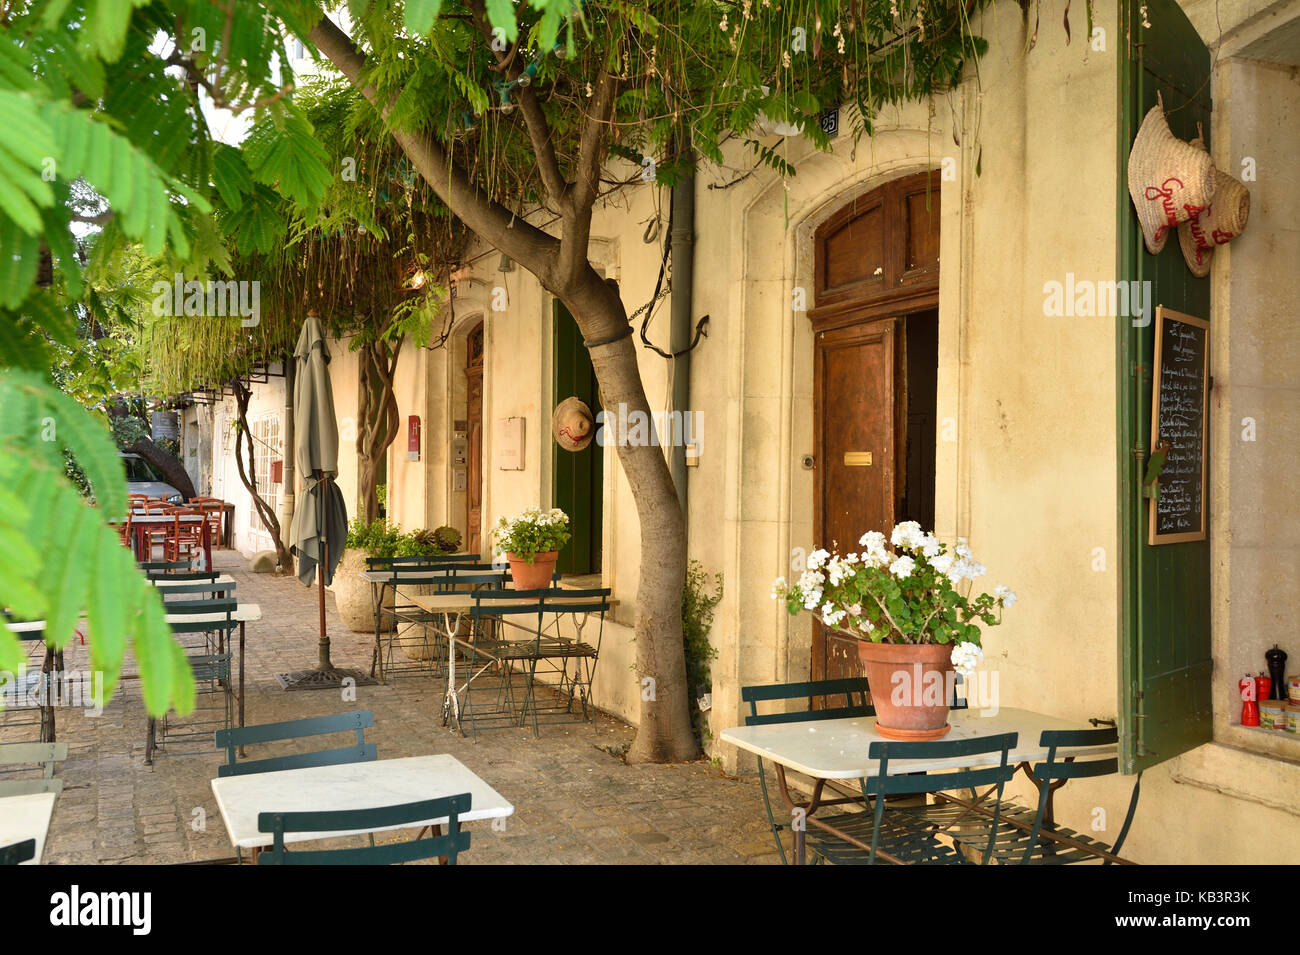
[214,711,376,777]
[194,501,225,547]
[138,501,171,558]
[165,507,205,562]
[804,733,1020,865]
[256,794,471,865]
[0,741,69,796]
[0,840,36,865]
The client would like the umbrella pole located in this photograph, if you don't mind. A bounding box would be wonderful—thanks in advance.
[318,469,332,671]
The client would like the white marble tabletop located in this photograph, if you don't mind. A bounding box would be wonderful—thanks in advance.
[164,603,261,624]
[210,754,514,849]
[148,574,237,589]
[0,791,57,864]
[720,707,1114,780]
[3,620,46,634]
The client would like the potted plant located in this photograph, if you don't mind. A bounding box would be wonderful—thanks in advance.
[773,521,1016,740]
[331,519,463,634]
[493,506,571,589]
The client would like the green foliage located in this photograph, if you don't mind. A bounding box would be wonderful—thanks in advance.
[346,517,461,558]
[682,559,722,745]
[0,370,195,715]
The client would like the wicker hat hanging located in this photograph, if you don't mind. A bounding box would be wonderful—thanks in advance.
[1176,131,1251,277]
[552,397,595,452]
[1127,93,1217,255]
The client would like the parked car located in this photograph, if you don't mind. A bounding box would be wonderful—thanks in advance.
[121,453,185,504]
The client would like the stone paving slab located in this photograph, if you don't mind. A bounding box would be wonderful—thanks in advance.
[1,551,782,865]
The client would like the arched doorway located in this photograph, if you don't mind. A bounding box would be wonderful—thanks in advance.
[810,169,941,684]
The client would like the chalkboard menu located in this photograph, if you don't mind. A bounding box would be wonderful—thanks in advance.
[1149,307,1209,544]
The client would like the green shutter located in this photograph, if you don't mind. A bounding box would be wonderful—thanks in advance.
[1116,0,1214,772]
[551,300,603,575]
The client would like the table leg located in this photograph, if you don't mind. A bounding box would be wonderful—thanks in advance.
[201,520,212,572]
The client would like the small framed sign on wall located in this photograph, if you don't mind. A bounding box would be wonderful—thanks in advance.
[1149,306,1209,545]
[496,416,526,471]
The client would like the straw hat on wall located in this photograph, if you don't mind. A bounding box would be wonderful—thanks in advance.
[552,397,595,452]
[1127,95,1217,255]
[1176,134,1251,277]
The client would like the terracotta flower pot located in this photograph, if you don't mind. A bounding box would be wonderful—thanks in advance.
[857,640,955,740]
[508,551,558,590]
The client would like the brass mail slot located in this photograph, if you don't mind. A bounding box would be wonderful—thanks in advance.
[844,451,873,467]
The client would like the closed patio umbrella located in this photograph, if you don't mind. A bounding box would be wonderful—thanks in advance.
[278,313,371,690]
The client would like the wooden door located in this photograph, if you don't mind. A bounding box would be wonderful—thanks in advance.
[811,320,898,683]
[466,323,484,555]
[808,171,940,686]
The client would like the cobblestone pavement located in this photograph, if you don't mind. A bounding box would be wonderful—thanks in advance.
[3,552,782,865]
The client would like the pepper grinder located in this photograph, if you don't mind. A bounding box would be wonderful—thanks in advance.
[1266,645,1288,701]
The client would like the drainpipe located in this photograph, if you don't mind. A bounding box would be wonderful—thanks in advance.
[668,141,695,532]
[280,352,295,573]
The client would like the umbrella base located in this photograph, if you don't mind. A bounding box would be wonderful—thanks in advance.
[275,668,378,691]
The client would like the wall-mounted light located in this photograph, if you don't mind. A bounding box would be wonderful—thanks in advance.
[498,254,514,273]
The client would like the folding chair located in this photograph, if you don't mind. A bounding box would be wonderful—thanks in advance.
[145,611,236,765]
[256,794,471,865]
[740,678,874,864]
[371,563,506,682]
[0,741,69,796]
[463,587,609,736]
[214,710,376,777]
[804,733,1019,865]
[934,727,1142,865]
[0,621,58,742]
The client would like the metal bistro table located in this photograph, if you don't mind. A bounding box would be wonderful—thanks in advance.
[210,753,514,861]
[410,589,616,735]
[720,707,1115,864]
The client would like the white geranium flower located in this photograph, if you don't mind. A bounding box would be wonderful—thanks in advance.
[807,548,830,570]
[771,576,787,600]
[821,603,846,627]
[950,641,983,678]
[889,555,916,579]
[891,521,924,550]
[994,585,1018,608]
[858,530,886,551]
[930,553,955,577]
[955,537,973,558]
[921,535,941,558]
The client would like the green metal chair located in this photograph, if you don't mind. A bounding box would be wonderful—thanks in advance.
[139,559,193,574]
[0,619,57,742]
[740,678,874,865]
[934,727,1142,865]
[256,793,471,865]
[215,710,376,777]
[0,839,36,865]
[0,741,68,796]
[804,733,1019,865]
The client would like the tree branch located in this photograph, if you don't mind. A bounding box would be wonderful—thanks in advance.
[308,14,564,286]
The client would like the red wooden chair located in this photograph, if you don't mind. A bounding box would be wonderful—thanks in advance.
[166,507,205,562]
[192,498,226,547]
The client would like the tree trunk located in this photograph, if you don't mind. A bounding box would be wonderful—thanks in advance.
[309,17,698,763]
[356,337,402,524]
[565,277,698,764]
[126,436,196,500]
[231,381,293,569]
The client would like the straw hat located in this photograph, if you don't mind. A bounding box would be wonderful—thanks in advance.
[1127,96,1217,255]
[552,397,595,452]
[1176,135,1250,277]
